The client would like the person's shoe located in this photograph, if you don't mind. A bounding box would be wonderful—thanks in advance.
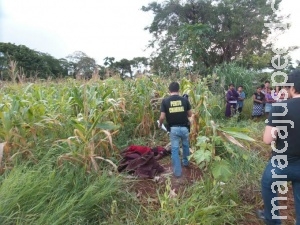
[256,209,265,220]
[173,176,186,185]
[183,164,190,169]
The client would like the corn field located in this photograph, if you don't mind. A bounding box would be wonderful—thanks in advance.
[0,76,268,224]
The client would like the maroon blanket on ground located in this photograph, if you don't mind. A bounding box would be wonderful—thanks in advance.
[117,145,169,179]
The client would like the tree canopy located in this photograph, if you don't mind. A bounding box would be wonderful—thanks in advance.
[0,42,68,80]
[142,0,287,75]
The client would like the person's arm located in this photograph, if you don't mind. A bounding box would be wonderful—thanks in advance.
[187,110,192,117]
[268,95,276,103]
[158,112,166,128]
[226,91,235,101]
[263,125,277,144]
[238,92,245,101]
[234,89,239,99]
[186,99,192,118]
[263,104,281,144]
[261,93,265,103]
[225,91,231,101]
[253,94,262,103]
[158,100,166,128]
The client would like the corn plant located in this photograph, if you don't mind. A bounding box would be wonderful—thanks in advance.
[180,76,255,182]
[56,83,123,172]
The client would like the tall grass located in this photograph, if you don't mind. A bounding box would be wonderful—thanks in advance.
[0,163,132,224]
[214,63,263,97]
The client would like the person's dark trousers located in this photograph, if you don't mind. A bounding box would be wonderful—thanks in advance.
[261,158,300,225]
[237,107,242,121]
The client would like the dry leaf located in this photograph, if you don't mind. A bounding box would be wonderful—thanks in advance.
[153,176,161,182]
[169,188,177,198]
[0,142,6,168]
[222,132,245,149]
[136,190,142,198]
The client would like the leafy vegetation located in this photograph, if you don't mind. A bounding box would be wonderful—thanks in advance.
[0,69,274,224]
[1,0,298,223]
[142,0,292,75]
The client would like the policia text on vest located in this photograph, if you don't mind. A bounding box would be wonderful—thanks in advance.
[169,100,184,113]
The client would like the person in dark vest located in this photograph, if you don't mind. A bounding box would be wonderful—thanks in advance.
[257,69,300,224]
[158,82,192,178]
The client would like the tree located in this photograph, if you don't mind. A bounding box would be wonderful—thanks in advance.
[131,57,149,74]
[103,57,115,68]
[114,58,133,79]
[66,51,97,79]
[103,57,116,78]
[0,52,8,80]
[103,56,150,79]
[98,65,107,80]
[142,0,289,76]
[0,42,68,80]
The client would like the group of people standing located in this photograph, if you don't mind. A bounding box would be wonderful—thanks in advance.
[158,70,300,225]
[225,81,286,119]
[225,84,245,118]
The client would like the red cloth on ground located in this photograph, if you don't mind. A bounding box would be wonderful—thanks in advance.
[117,145,169,179]
[123,145,151,156]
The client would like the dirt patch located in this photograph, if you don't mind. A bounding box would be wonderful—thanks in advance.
[126,156,202,207]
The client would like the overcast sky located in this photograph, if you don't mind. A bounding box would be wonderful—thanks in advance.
[0,0,299,65]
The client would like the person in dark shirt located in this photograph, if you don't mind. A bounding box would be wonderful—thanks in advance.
[252,86,265,119]
[225,84,239,117]
[257,70,300,224]
[158,82,192,178]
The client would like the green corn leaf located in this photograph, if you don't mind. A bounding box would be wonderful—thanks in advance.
[219,130,255,142]
[211,159,232,182]
[192,149,212,165]
[219,127,251,133]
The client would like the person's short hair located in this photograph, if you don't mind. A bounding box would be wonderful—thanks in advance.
[257,86,262,89]
[260,84,265,89]
[265,80,270,84]
[269,87,273,90]
[169,82,180,92]
[287,69,300,94]
[229,83,234,87]
[238,85,243,88]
